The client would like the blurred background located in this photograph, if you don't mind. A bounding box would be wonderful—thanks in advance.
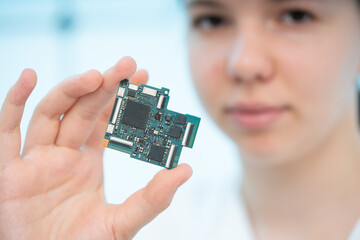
[0,0,242,238]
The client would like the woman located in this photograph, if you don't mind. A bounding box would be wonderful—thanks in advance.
[0,0,360,239]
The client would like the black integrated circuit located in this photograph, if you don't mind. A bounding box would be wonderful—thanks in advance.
[148,145,166,163]
[122,100,150,130]
[176,114,187,125]
[168,126,182,139]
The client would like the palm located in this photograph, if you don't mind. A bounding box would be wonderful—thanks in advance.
[0,58,192,240]
[2,146,109,239]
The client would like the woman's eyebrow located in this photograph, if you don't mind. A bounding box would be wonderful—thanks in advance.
[186,0,327,10]
[186,0,225,9]
[269,0,326,3]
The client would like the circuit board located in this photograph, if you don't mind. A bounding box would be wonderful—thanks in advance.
[101,79,201,169]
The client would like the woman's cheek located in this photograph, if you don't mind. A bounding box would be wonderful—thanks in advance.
[284,40,354,127]
[189,41,228,120]
[269,41,355,161]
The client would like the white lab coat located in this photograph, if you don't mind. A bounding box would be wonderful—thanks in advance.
[135,177,360,240]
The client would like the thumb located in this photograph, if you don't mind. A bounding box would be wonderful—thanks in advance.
[109,164,193,240]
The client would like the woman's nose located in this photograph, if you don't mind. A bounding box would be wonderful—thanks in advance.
[227,31,274,84]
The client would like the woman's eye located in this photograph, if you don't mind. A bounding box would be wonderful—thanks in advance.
[281,10,314,25]
[192,15,227,31]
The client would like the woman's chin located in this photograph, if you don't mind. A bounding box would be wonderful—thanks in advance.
[235,137,299,168]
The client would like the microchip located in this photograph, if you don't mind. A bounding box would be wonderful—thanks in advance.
[168,126,182,139]
[154,112,162,121]
[176,114,187,125]
[128,90,136,98]
[165,115,172,122]
[148,145,166,163]
[102,79,201,169]
[121,100,150,130]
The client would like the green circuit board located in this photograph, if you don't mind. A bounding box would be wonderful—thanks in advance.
[101,79,201,169]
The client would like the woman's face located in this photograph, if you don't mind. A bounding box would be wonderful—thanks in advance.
[186,0,360,165]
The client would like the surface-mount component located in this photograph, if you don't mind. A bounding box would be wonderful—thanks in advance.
[101,79,201,169]
[121,100,150,130]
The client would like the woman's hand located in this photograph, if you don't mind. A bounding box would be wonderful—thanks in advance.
[0,57,192,240]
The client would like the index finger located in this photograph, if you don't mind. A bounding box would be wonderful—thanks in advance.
[22,70,104,155]
[0,69,37,167]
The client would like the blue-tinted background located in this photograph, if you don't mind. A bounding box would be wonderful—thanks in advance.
[0,0,241,237]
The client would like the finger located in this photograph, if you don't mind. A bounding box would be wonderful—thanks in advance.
[22,70,103,155]
[129,69,149,85]
[0,69,37,166]
[85,69,149,151]
[110,164,193,240]
[55,57,138,149]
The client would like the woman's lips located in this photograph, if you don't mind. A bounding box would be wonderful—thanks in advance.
[226,103,289,130]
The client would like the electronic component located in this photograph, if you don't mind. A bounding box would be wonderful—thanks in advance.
[165,115,172,122]
[128,90,136,98]
[148,145,166,163]
[168,126,182,139]
[154,112,162,121]
[121,100,150,130]
[176,114,187,125]
[101,79,201,169]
